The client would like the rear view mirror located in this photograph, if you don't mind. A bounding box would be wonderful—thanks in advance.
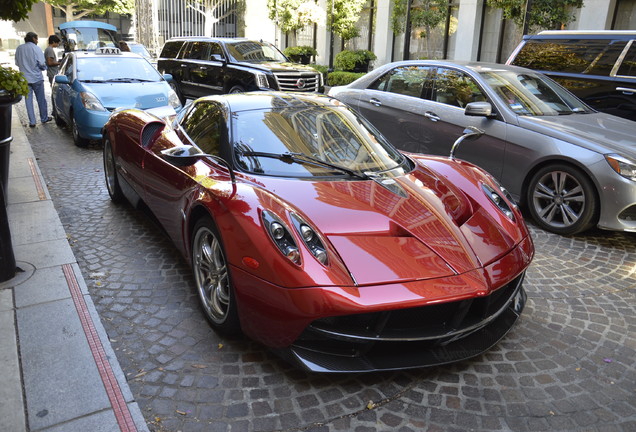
[465,101,493,117]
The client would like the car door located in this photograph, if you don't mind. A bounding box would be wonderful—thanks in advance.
[53,55,75,124]
[419,67,507,180]
[178,41,210,99]
[189,42,226,96]
[355,65,432,153]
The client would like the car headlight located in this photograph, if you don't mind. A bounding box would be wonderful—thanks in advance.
[168,88,181,109]
[290,213,328,265]
[262,210,301,264]
[605,154,636,181]
[80,92,106,111]
[482,183,516,220]
[255,72,271,89]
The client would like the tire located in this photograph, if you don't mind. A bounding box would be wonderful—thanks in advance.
[228,85,245,94]
[526,164,598,235]
[71,114,89,147]
[191,216,240,334]
[52,101,65,127]
[103,137,123,203]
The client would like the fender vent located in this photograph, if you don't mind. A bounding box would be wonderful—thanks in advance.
[140,121,165,148]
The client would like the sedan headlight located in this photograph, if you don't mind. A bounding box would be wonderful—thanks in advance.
[80,92,106,111]
[482,183,516,220]
[168,88,182,109]
[605,154,636,181]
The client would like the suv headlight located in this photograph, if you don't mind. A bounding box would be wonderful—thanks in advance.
[605,154,636,181]
[255,72,271,89]
[80,92,106,111]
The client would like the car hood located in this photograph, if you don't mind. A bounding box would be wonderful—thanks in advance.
[518,113,636,157]
[242,61,320,73]
[81,82,172,110]
[254,162,529,286]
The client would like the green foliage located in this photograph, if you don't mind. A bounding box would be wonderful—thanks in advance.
[0,0,39,21]
[334,49,376,72]
[0,66,29,98]
[309,64,329,83]
[283,45,318,57]
[266,0,325,33]
[391,0,449,35]
[46,0,134,21]
[327,0,367,41]
[487,0,584,32]
[327,71,365,86]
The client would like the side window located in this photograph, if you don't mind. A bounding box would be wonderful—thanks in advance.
[159,41,183,59]
[511,39,627,76]
[616,41,636,78]
[62,56,74,80]
[369,65,430,97]
[182,42,209,60]
[181,101,227,156]
[430,68,486,108]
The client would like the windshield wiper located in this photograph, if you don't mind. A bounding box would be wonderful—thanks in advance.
[239,151,368,179]
[103,78,154,83]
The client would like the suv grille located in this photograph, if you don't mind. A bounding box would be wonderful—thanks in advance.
[274,72,321,92]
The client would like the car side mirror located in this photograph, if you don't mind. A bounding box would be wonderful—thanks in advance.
[210,54,225,62]
[464,101,494,117]
[450,126,485,160]
[163,73,173,82]
[55,75,70,84]
[161,145,205,167]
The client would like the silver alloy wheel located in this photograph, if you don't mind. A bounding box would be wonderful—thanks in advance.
[193,226,230,324]
[531,170,586,229]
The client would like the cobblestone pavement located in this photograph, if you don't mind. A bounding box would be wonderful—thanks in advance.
[19,104,636,432]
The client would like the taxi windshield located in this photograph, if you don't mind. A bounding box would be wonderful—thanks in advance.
[77,56,162,82]
[233,105,408,178]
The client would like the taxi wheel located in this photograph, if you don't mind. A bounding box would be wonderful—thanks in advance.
[71,114,89,147]
[52,102,65,127]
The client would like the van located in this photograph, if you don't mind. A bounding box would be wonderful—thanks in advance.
[507,31,636,121]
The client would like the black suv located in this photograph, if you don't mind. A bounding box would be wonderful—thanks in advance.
[507,31,636,121]
[157,37,323,103]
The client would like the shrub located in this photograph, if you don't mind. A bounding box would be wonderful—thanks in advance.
[0,65,29,99]
[327,71,365,86]
[283,45,318,64]
[309,64,329,83]
[334,49,376,72]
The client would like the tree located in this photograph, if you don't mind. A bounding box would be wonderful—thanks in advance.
[45,0,134,21]
[0,0,39,21]
[186,0,245,37]
[267,0,325,45]
[327,0,367,41]
[391,0,449,58]
[487,0,584,33]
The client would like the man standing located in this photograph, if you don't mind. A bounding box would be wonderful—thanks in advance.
[14,32,51,127]
[44,34,61,86]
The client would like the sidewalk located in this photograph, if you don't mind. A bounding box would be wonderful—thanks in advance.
[0,111,148,432]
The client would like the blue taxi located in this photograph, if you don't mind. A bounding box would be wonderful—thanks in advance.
[52,47,182,146]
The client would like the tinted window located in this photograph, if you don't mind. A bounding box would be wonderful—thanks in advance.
[369,65,430,97]
[181,42,209,60]
[429,68,486,108]
[511,39,627,76]
[160,41,184,58]
[616,42,636,77]
[180,101,227,156]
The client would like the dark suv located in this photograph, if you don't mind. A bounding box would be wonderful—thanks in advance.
[507,31,636,121]
[157,37,323,103]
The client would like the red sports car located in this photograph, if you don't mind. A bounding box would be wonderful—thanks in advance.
[102,92,534,372]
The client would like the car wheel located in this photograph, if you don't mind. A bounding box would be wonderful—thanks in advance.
[169,81,186,105]
[71,114,89,147]
[191,216,240,333]
[228,85,245,94]
[526,164,598,235]
[103,137,123,203]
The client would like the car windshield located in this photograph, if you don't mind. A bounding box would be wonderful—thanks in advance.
[233,105,408,178]
[77,57,162,82]
[225,41,287,63]
[480,70,594,116]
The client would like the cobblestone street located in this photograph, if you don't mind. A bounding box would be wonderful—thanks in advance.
[19,104,636,432]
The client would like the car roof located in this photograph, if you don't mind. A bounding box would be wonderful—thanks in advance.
[527,30,636,39]
[72,51,145,60]
[165,36,249,43]
[378,60,534,74]
[197,91,340,113]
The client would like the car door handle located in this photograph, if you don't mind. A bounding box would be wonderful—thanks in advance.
[197,66,207,70]
[424,111,440,122]
[180,64,188,68]
[616,87,636,94]
[369,97,382,107]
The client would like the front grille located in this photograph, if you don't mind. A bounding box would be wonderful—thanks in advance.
[274,72,320,92]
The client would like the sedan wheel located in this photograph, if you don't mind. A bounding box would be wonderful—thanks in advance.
[527,164,598,235]
[103,138,123,203]
[192,217,240,333]
[71,115,89,147]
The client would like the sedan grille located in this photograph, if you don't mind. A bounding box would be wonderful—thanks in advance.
[274,72,321,92]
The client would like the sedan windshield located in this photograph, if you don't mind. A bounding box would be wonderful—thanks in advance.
[480,70,594,116]
[233,105,408,178]
[77,57,162,82]
[225,41,288,63]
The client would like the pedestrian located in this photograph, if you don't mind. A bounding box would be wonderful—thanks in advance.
[14,32,51,128]
[44,34,61,86]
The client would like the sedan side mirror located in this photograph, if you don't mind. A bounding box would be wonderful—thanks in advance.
[55,75,70,84]
[464,101,494,117]
[163,73,173,82]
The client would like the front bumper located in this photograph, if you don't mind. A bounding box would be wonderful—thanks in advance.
[75,108,111,141]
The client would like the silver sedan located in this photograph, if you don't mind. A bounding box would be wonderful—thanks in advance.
[328,60,636,235]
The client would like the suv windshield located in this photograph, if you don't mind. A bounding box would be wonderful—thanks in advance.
[481,70,594,116]
[233,105,408,178]
[225,41,287,63]
[77,56,162,82]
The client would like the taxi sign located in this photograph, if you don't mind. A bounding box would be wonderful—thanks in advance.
[95,47,121,55]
